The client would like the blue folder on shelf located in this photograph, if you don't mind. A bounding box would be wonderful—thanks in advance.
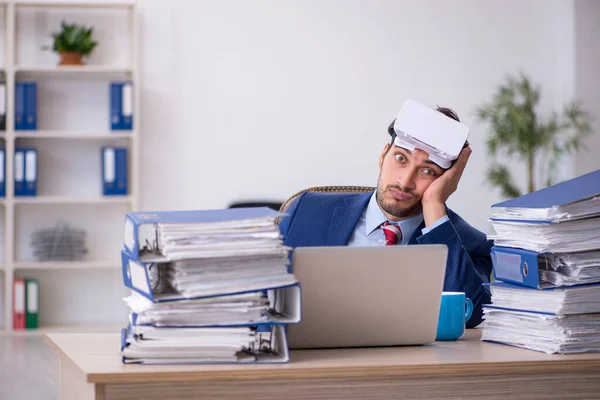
[24,82,37,130]
[110,82,122,130]
[0,148,5,197]
[15,82,26,130]
[101,147,128,195]
[121,82,133,130]
[24,148,38,196]
[110,81,133,130]
[0,81,6,131]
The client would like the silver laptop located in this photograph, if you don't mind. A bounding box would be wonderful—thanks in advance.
[286,245,448,349]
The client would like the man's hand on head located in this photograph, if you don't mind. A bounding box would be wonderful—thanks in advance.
[421,146,472,226]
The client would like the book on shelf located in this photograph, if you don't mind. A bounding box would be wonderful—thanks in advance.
[15,81,37,131]
[14,147,37,197]
[12,277,39,330]
[110,81,133,131]
[102,147,128,196]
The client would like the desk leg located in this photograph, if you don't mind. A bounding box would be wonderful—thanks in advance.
[58,355,103,400]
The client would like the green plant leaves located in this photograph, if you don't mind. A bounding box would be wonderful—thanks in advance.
[476,71,592,197]
[50,20,97,55]
[486,164,522,199]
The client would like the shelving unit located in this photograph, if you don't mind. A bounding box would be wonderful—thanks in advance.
[15,130,135,139]
[14,260,120,270]
[13,195,133,204]
[1,0,139,334]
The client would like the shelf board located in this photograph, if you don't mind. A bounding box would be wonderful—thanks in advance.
[15,65,133,76]
[15,1,135,9]
[14,195,131,205]
[14,260,120,270]
[15,130,134,139]
[4,325,122,336]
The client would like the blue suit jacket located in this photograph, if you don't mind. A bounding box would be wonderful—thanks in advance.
[279,191,492,328]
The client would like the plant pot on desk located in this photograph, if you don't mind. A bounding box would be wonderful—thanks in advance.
[59,51,84,65]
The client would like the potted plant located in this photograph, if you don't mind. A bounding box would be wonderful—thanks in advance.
[47,21,98,65]
[476,72,592,198]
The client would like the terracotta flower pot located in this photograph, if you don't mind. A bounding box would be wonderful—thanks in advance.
[59,51,84,66]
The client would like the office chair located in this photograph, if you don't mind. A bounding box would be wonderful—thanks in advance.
[228,201,283,212]
[279,185,375,213]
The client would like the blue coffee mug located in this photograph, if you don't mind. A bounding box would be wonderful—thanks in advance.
[435,292,473,341]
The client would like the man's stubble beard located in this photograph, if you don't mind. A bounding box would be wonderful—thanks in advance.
[376,175,423,220]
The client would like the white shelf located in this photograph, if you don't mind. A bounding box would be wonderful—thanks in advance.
[15,1,135,9]
[2,0,140,333]
[3,325,122,336]
[13,260,120,270]
[14,195,132,205]
[15,65,133,76]
[15,130,134,139]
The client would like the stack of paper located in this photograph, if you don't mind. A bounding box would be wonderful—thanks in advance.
[483,169,600,354]
[119,207,301,364]
[539,251,600,286]
[485,282,600,315]
[488,217,600,253]
[482,308,600,354]
[491,195,600,223]
[123,326,287,364]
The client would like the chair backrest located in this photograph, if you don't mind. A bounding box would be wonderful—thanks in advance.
[279,185,375,213]
[228,201,283,212]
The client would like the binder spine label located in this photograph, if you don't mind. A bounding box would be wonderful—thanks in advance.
[129,259,151,296]
[0,149,4,184]
[0,84,6,115]
[122,83,132,117]
[27,281,38,313]
[25,150,36,183]
[493,251,523,283]
[124,218,136,253]
[14,281,24,313]
[14,151,24,182]
[104,148,116,183]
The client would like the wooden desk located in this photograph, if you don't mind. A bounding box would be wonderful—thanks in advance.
[46,330,600,400]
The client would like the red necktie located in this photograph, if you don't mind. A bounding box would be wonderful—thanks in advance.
[381,221,401,246]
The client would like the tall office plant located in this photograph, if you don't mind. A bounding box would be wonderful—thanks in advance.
[476,72,592,198]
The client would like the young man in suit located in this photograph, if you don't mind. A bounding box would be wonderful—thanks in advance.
[279,106,492,328]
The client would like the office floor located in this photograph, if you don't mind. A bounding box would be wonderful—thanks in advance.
[0,335,57,400]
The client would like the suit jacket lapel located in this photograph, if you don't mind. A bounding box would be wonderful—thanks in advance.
[326,192,372,246]
[408,220,426,244]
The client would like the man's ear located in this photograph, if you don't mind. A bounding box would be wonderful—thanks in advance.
[379,144,390,169]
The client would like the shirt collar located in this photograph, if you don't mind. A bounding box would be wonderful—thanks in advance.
[365,191,424,240]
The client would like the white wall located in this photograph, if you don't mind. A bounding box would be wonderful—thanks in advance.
[574,0,600,176]
[138,0,578,234]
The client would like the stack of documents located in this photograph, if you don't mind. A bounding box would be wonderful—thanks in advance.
[482,308,600,354]
[483,169,600,354]
[485,282,600,315]
[488,217,600,253]
[119,207,302,364]
[122,325,287,364]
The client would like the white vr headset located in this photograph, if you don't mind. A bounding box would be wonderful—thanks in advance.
[391,99,470,169]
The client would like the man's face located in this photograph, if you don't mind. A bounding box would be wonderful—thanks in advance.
[376,144,445,220]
